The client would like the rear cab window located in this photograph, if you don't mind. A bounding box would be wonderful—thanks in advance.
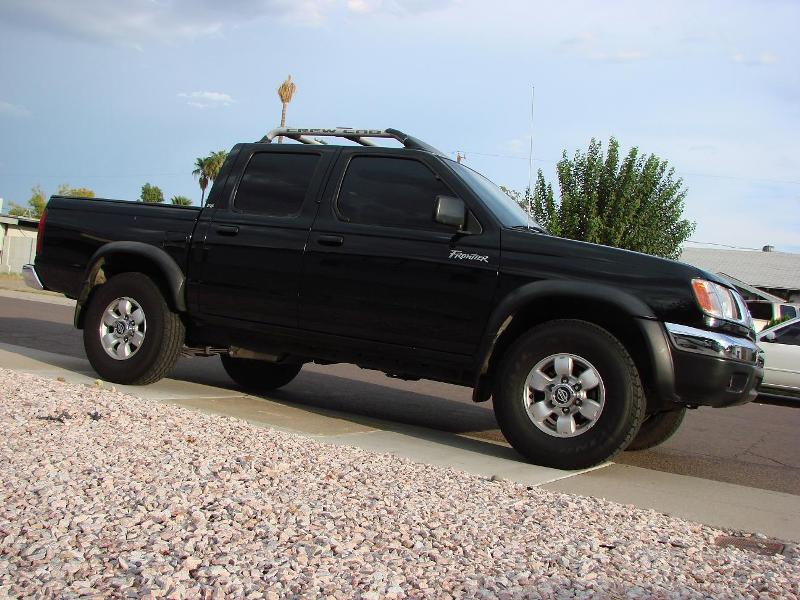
[234,152,321,217]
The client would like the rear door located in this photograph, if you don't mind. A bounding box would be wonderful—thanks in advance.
[299,150,500,356]
[194,145,335,328]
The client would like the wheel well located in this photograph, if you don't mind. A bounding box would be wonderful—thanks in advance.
[483,296,656,409]
[77,254,179,328]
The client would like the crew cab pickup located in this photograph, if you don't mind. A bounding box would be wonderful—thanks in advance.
[24,127,764,469]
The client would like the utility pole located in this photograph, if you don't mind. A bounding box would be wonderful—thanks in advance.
[456,152,465,164]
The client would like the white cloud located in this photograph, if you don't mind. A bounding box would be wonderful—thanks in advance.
[0,0,455,45]
[178,91,235,109]
[346,0,455,15]
[558,31,645,63]
[0,0,335,46]
[0,100,31,118]
[732,51,779,66]
[592,50,646,63]
[346,0,374,13]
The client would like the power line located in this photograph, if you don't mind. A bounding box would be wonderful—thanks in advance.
[447,150,800,187]
[685,239,761,251]
[0,173,187,178]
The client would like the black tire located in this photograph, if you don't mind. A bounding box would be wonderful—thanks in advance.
[626,408,686,451]
[221,355,302,392]
[493,319,645,470]
[83,272,185,385]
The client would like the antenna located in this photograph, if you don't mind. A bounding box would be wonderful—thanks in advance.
[527,85,535,228]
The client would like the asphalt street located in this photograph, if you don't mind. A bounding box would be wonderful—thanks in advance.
[1,293,798,495]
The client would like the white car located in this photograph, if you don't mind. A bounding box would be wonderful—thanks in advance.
[757,317,800,400]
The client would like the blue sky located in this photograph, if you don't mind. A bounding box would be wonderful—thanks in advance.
[0,0,798,251]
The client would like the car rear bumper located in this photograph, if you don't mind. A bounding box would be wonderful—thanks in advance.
[665,322,763,408]
[22,264,45,291]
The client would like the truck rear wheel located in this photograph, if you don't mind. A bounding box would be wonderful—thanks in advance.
[221,355,302,392]
[626,408,686,451]
[83,272,185,385]
[493,319,645,470]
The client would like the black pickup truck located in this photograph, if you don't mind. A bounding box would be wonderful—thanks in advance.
[24,127,763,469]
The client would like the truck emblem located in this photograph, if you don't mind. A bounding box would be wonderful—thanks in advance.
[449,249,489,263]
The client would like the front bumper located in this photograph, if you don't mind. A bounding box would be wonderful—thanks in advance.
[22,264,45,291]
[665,322,763,408]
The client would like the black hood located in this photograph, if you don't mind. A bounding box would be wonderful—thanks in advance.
[498,228,749,336]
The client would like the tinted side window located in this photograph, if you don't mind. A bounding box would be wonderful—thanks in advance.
[779,305,797,319]
[234,152,320,217]
[338,156,453,231]
[775,323,800,346]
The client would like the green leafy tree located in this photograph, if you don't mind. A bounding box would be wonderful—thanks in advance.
[7,202,30,217]
[170,195,193,206]
[56,183,95,198]
[6,185,46,217]
[140,183,164,203]
[28,185,47,216]
[6,184,94,218]
[507,137,695,260]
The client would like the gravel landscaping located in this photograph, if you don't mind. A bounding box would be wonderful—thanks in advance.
[1,369,798,599]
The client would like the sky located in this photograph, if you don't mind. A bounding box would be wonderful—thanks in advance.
[0,0,798,252]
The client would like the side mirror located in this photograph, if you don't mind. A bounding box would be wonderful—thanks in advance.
[434,195,466,229]
[761,331,776,343]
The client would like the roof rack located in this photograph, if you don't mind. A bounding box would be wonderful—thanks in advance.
[259,127,444,155]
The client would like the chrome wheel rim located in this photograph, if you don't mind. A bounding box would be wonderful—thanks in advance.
[99,296,146,361]
[522,353,606,438]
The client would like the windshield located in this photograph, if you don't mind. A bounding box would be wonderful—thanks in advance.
[445,159,544,231]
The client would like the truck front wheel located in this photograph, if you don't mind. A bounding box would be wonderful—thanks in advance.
[221,355,302,392]
[493,319,645,470]
[83,272,185,385]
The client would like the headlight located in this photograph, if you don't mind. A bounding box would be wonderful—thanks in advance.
[691,279,742,321]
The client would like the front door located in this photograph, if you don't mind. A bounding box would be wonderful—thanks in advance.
[300,151,500,356]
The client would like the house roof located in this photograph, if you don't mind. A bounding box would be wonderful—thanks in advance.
[680,246,800,291]
[0,214,39,228]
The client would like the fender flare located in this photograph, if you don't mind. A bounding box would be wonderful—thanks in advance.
[472,280,667,402]
[74,242,187,328]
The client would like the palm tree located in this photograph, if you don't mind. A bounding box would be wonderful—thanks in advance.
[192,151,229,207]
[276,75,296,143]
[192,157,210,206]
[208,150,228,181]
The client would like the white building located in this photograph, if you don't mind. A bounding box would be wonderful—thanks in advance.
[0,214,39,274]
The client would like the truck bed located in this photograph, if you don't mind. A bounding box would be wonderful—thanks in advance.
[36,196,200,299]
